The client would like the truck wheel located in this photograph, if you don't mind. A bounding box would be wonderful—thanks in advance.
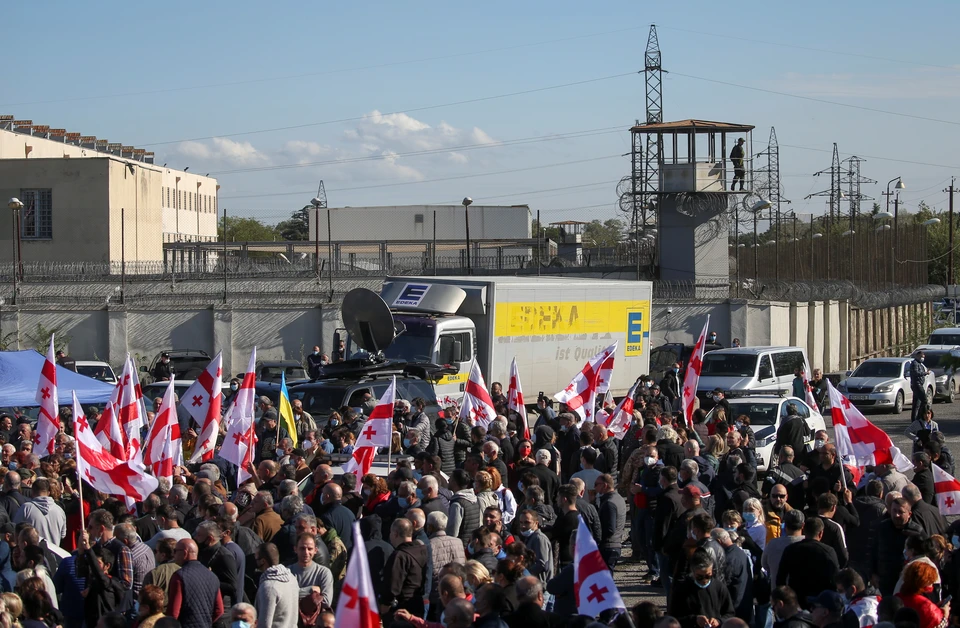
[892,391,904,414]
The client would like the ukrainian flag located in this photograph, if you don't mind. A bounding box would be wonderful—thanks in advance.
[279,371,298,446]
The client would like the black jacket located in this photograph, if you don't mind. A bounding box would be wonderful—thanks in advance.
[545,564,576,616]
[774,416,808,458]
[359,515,393,600]
[871,518,926,597]
[775,611,818,628]
[317,501,355,552]
[595,438,619,481]
[381,541,428,616]
[529,464,560,506]
[817,516,850,568]
[848,495,886,571]
[776,538,840,604]
[505,601,566,628]
[660,371,682,401]
[575,497,603,545]
[657,439,685,470]
[913,467,937,505]
[669,576,735,628]
[911,499,947,537]
[198,542,240,608]
[556,428,581,481]
[723,543,755,621]
[653,484,684,552]
[427,425,456,476]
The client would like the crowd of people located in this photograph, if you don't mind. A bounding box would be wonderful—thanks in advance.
[0,354,956,628]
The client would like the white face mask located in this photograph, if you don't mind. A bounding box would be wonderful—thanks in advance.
[644,456,657,467]
[303,440,313,450]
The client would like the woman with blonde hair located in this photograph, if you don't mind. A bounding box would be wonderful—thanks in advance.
[742,498,767,550]
[464,559,493,590]
[474,471,499,513]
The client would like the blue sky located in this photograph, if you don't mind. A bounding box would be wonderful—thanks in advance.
[4,1,960,226]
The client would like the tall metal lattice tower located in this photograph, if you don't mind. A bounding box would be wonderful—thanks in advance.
[753,127,791,280]
[618,25,663,233]
[841,156,876,229]
[804,144,846,280]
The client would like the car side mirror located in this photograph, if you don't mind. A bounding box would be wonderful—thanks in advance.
[139,366,147,373]
[452,339,463,363]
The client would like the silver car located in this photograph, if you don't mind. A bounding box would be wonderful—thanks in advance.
[837,357,935,414]
[912,345,960,403]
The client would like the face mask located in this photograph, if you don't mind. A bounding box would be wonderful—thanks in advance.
[904,549,910,561]
[362,488,371,498]
[559,425,568,433]
[695,579,712,589]
[230,384,239,391]
[725,526,737,533]
[920,358,925,363]
[815,439,825,450]
[711,395,719,402]
[467,542,475,555]
[688,529,697,540]
[330,419,339,427]
[63,453,72,459]
[520,528,534,537]
[482,455,491,464]
[8,462,16,470]
[412,470,422,481]
[275,448,285,458]
[644,457,657,467]
[303,440,313,450]
[953,535,960,548]
[647,381,654,387]
[398,497,409,508]
[496,548,507,560]
[416,488,424,500]
[313,351,319,356]
[445,418,454,426]
[743,512,756,525]
[233,621,251,628]
[841,593,851,604]
[672,368,679,373]
[403,439,411,449]
[517,482,524,492]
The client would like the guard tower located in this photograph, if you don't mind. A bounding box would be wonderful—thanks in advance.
[630,119,755,296]
[549,220,586,264]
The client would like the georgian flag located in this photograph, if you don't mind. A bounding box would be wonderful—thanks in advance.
[72,391,158,503]
[554,342,617,425]
[507,358,528,440]
[605,379,641,440]
[184,353,224,463]
[142,378,183,484]
[933,464,960,516]
[93,355,145,461]
[574,514,625,617]
[342,377,396,478]
[335,521,381,628]
[459,362,497,428]
[827,380,913,472]
[220,348,259,486]
[681,317,710,428]
[34,336,60,456]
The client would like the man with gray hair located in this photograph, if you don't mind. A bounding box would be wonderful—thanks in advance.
[712,527,754,620]
[230,602,257,627]
[115,522,156,597]
[194,520,240,609]
[317,482,355,552]
[569,476,602,543]
[426,511,465,594]
[511,575,565,625]
[417,475,444,517]
[530,448,560,506]
[679,459,715,515]
[252,491,283,543]
[0,470,24,521]
[902,482,947,536]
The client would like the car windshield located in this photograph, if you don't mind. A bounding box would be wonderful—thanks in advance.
[171,357,210,379]
[701,354,757,377]
[291,387,347,417]
[142,383,192,401]
[851,362,902,378]
[76,365,114,382]
[723,402,779,426]
[651,347,680,370]
[931,333,960,346]
[922,352,947,369]
[260,366,308,383]
[380,332,435,363]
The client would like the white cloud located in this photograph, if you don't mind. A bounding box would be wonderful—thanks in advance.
[175,137,268,166]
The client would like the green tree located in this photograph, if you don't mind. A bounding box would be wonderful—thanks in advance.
[276,206,311,241]
[583,219,626,248]
[218,217,278,242]
[531,219,562,242]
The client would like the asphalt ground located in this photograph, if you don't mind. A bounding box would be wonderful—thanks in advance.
[613,399,960,610]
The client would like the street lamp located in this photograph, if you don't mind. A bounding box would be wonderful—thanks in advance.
[462,197,473,275]
[924,218,941,226]
[884,177,906,215]
[310,195,332,296]
[7,198,22,303]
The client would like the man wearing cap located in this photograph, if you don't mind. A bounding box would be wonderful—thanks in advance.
[56,349,77,372]
[152,352,174,381]
[807,591,846,628]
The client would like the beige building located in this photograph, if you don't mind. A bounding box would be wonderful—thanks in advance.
[0,117,218,264]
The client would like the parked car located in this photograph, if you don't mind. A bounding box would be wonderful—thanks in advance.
[141,379,231,405]
[837,357,935,414]
[705,394,826,472]
[912,345,960,403]
[928,327,960,346]
[74,360,118,384]
[140,350,212,384]
[254,360,308,384]
[649,342,722,384]
[697,346,810,408]
[290,369,439,421]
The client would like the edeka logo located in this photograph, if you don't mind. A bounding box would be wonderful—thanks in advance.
[392,283,431,308]
[625,308,647,357]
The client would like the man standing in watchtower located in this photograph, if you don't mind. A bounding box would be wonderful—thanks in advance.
[730,138,746,191]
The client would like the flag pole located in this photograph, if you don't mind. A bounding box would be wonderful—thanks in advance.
[72,391,86,535]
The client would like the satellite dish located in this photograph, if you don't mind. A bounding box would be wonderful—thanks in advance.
[341,288,399,354]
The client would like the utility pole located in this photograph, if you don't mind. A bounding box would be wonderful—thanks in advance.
[948,177,957,286]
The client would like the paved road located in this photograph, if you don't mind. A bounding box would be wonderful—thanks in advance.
[614,399,960,610]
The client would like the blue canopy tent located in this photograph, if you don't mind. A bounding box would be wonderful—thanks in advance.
[0,351,114,407]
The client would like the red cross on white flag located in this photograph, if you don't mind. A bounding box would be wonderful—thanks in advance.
[933,463,960,516]
[458,362,497,429]
[34,335,60,456]
[554,342,618,425]
[335,521,381,628]
[827,379,913,472]
[507,358,529,440]
[142,377,183,484]
[342,376,396,479]
[184,352,224,463]
[605,379,641,440]
[220,348,259,485]
[681,316,710,429]
[574,514,625,616]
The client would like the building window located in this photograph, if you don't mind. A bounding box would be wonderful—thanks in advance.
[19,189,53,239]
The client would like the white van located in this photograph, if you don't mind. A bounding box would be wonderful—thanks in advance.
[929,327,960,346]
[696,346,810,405]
